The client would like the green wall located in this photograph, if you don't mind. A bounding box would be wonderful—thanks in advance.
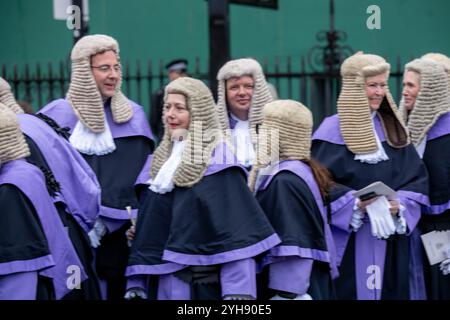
[2,0,449,65]
[1,0,449,114]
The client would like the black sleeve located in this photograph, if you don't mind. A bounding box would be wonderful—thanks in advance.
[256,171,327,251]
[83,136,153,209]
[423,134,450,205]
[150,89,164,139]
[0,184,50,263]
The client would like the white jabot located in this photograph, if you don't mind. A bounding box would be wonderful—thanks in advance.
[230,113,255,167]
[149,140,186,194]
[354,112,389,164]
[70,118,116,156]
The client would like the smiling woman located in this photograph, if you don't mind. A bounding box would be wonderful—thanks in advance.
[311,52,429,300]
[365,72,388,111]
[164,93,190,134]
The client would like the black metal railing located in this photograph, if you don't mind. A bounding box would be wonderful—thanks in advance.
[1,55,406,127]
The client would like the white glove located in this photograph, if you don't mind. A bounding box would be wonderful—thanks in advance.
[270,293,313,300]
[440,246,450,276]
[88,218,107,248]
[366,196,396,239]
[393,204,407,234]
[124,287,148,300]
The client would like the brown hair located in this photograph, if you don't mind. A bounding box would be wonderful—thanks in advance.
[301,158,335,198]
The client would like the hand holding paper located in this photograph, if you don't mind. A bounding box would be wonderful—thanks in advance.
[353,181,397,201]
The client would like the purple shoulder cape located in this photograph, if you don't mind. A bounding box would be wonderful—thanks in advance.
[0,160,88,299]
[257,160,338,279]
[427,112,450,141]
[312,114,387,145]
[19,114,101,233]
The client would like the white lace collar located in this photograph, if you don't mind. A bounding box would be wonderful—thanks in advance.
[69,118,116,156]
[148,140,187,194]
[354,112,389,164]
[230,113,255,167]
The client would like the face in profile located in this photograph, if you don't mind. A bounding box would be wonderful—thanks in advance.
[91,50,121,100]
[164,93,190,136]
[402,71,420,111]
[365,72,388,112]
[226,75,255,120]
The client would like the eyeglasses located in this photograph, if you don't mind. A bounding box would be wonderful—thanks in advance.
[91,64,122,73]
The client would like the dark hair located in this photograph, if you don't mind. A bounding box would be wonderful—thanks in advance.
[18,100,34,114]
[301,158,335,198]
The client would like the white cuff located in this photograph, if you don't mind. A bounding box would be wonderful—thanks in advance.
[440,259,450,276]
[394,204,407,234]
[88,218,107,248]
[124,287,148,300]
[350,200,364,232]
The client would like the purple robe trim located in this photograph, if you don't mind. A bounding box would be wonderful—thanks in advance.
[126,274,147,291]
[328,191,359,267]
[427,112,450,141]
[39,99,154,140]
[163,234,281,266]
[0,272,38,300]
[256,160,338,279]
[125,262,186,277]
[99,205,137,221]
[427,200,450,215]
[221,258,256,298]
[269,257,313,295]
[354,222,386,300]
[155,260,258,300]
[330,191,355,232]
[19,114,101,233]
[397,190,429,235]
[0,255,54,276]
[0,160,87,299]
[135,154,153,186]
[263,245,330,266]
[157,274,191,300]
